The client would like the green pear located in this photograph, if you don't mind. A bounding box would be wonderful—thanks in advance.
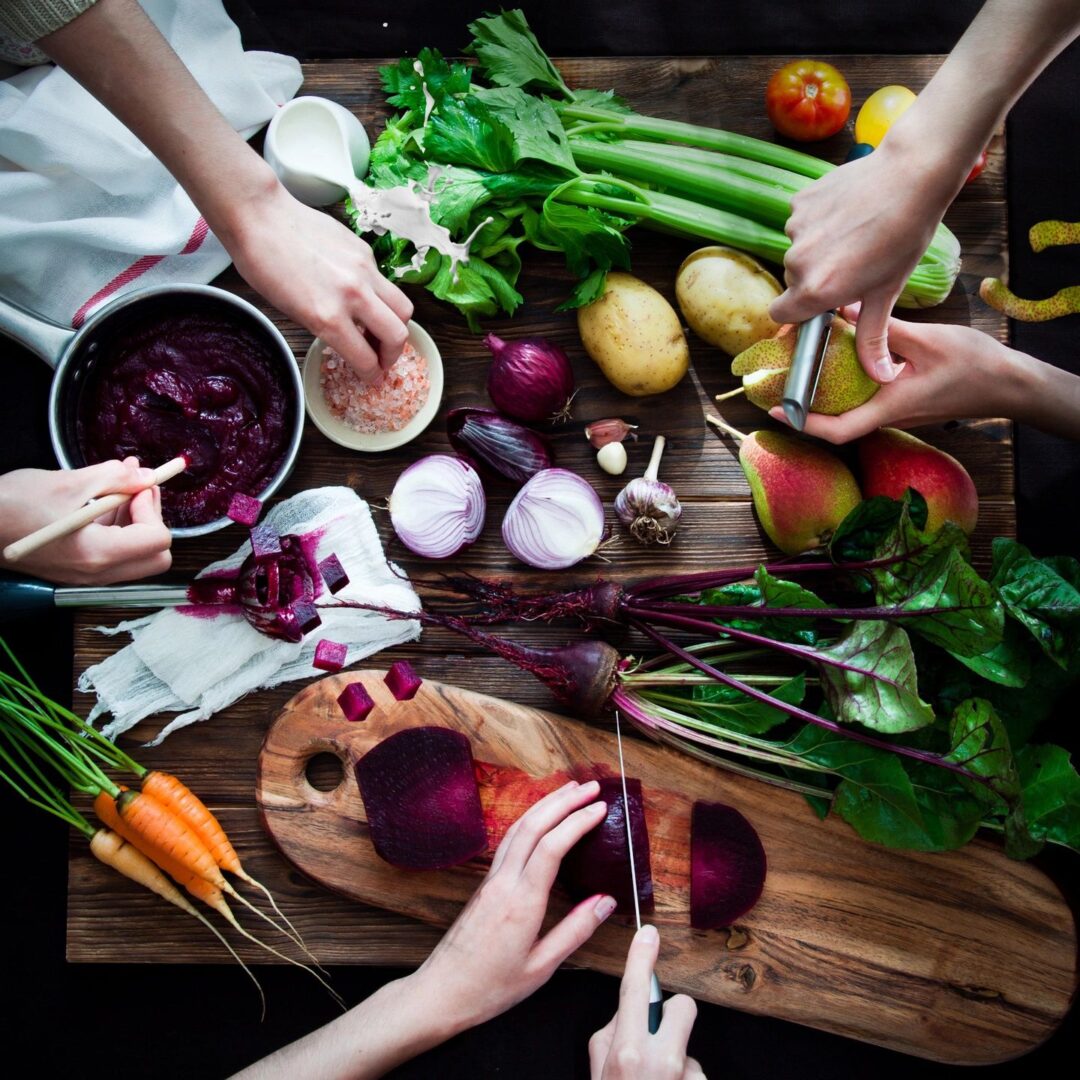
[738,429,863,554]
[729,316,879,415]
[858,428,978,535]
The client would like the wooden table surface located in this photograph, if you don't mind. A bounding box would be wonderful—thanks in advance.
[68,52,1015,1002]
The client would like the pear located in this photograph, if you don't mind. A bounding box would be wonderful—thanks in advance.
[708,418,862,554]
[727,316,879,415]
[857,428,978,535]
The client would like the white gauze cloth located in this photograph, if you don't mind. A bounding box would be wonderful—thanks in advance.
[79,487,422,744]
[0,0,302,328]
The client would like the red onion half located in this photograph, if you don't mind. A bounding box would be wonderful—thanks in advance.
[390,454,486,559]
[485,333,575,423]
[501,468,605,570]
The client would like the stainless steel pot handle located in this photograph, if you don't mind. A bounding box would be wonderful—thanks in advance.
[0,292,75,368]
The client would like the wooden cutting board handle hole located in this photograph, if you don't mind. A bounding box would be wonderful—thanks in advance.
[305,750,347,794]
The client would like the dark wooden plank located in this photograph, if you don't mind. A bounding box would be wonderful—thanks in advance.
[69,55,1015,1011]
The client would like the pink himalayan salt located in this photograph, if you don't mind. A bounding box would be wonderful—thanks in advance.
[320,341,429,434]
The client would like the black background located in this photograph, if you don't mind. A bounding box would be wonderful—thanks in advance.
[2,2,1078,1076]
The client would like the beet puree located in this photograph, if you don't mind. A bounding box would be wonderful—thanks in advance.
[76,311,293,527]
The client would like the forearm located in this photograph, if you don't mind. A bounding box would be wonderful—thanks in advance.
[231,973,458,1080]
[1001,348,1080,440]
[885,0,1080,197]
[37,0,276,246]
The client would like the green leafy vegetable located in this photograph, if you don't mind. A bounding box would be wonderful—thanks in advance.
[1016,744,1080,850]
[608,495,1080,859]
[811,621,936,734]
[991,538,1080,668]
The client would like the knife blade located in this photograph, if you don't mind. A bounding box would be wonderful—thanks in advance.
[615,709,664,1034]
[781,310,835,431]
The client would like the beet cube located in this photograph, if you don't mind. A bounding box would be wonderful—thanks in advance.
[384,660,422,701]
[292,601,322,635]
[227,492,263,527]
[249,523,282,563]
[338,682,375,722]
[318,553,350,594]
[313,638,348,672]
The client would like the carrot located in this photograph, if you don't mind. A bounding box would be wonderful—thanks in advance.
[140,769,309,950]
[95,789,327,976]
[141,769,241,872]
[89,828,266,1018]
[94,789,233,915]
[116,788,229,890]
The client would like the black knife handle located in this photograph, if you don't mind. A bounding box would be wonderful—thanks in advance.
[648,972,663,1034]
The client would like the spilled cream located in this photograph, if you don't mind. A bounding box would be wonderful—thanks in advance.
[349,168,491,280]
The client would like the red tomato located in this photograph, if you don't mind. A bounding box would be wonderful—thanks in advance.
[766,60,852,142]
[965,148,989,184]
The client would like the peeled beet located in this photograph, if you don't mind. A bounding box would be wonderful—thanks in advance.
[690,802,767,930]
[559,776,653,915]
[355,726,487,871]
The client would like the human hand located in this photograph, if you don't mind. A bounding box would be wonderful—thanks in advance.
[767,304,1022,444]
[769,137,955,385]
[589,925,703,1079]
[406,779,614,1036]
[226,181,414,383]
[0,458,172,585]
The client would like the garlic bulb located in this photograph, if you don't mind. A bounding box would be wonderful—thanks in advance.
[614,435,682,545]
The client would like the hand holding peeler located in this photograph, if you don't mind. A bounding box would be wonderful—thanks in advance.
[781,310,835,431]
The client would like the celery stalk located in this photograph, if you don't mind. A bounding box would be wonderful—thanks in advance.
[560,103,835,178]
[560,104,962,308]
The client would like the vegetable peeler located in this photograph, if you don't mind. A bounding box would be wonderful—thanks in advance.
[615,710,664,1034]
[781,310,835,431]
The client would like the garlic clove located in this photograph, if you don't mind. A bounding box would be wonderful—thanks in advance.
[585,418,638,449]
[596,441,628,475]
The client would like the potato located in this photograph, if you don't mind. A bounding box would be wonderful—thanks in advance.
[577,272,689,397]
[675,246,782,356]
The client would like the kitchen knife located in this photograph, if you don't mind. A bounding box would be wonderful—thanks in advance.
[0,572,190,623]
[781,310,835,431]
[615,709,664,1034]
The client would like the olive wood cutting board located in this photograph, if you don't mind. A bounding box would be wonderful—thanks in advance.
[257,670,1076,1065]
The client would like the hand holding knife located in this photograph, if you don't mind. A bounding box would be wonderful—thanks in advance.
[615,710,664,1034]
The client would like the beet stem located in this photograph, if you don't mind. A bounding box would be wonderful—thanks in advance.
[625,617,989,787]
[626,551,917,602]
[624,605,911,690]
[641,601,974,621]
[613,688,833,799]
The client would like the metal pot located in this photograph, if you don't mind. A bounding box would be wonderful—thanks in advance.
[0,283,305,538]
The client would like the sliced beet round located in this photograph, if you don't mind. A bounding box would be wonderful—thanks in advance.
[690,802,767,930]
[558,776,653,915]
[355,726,487,871]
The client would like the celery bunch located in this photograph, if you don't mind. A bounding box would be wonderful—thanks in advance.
[358,9,961,327]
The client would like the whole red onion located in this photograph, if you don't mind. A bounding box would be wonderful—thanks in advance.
[484,333,575,423]
[447,407,553,486]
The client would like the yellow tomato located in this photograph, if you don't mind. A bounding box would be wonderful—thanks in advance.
[854,85,917,147]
